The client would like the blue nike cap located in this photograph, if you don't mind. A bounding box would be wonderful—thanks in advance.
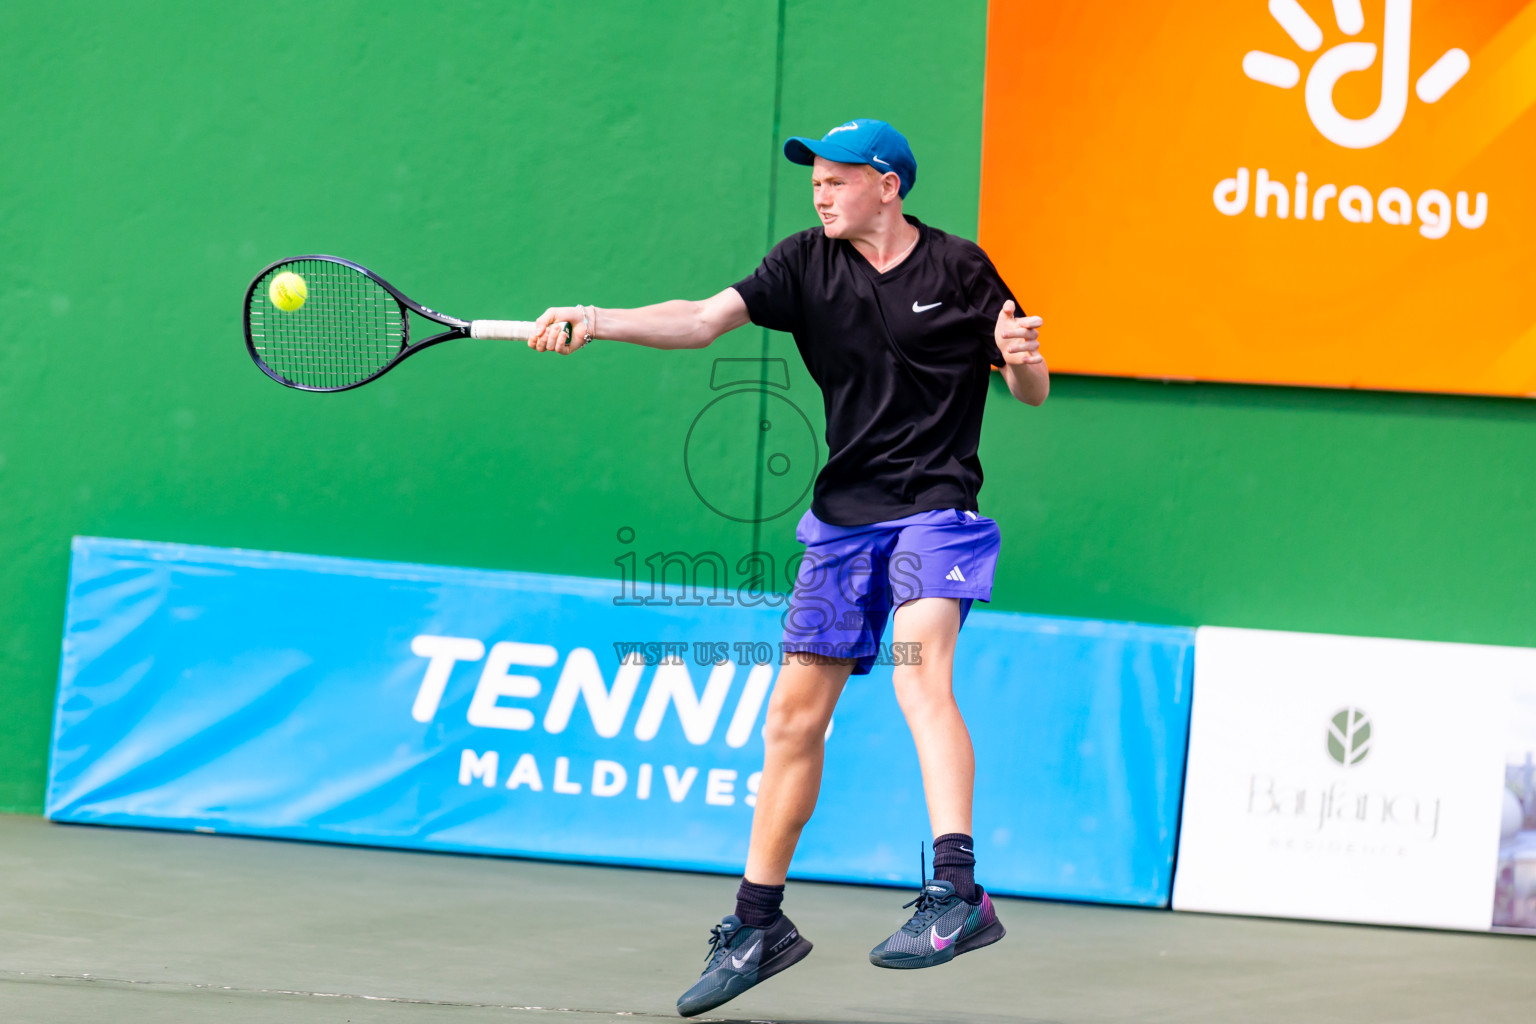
[784,118,917,199]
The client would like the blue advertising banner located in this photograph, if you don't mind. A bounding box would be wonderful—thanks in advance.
[50,537,1194,905]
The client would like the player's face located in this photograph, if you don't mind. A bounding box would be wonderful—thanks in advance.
[811,157,889,238]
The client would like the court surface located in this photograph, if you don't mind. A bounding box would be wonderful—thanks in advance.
[0,815,1529,1024]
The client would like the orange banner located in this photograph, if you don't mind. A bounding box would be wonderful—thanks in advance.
[980,0,1536,395]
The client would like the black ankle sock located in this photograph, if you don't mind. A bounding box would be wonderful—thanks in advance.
[734,878,785,928]
[932,833,979,904]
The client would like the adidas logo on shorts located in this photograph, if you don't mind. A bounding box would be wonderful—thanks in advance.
[946,565,966,582]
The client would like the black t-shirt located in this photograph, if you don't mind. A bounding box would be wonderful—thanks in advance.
[732,215,1018,526]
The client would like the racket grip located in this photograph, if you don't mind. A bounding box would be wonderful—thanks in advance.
[470,319,570,342]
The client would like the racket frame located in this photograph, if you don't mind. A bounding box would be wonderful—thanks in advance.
[244,254,551,393]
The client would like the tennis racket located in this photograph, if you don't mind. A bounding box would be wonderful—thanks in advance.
[243,255,570,392]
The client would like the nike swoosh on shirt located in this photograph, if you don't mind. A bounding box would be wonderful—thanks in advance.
[731,939,761,969]
[930,924,963,951]
[912,301,942,313]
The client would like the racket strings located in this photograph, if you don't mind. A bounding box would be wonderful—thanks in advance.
[247,259,405,389]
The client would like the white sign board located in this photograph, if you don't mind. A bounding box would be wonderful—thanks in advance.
[1173,626,1536,931]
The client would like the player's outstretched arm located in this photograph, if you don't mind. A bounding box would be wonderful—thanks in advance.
[528,288,750,354]
[996,301,1049,406]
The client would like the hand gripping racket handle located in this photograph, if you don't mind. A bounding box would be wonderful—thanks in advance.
[470,319,571,343]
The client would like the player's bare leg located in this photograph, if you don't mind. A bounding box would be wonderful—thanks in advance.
[870,596,1004,969]
[890,597,972,837]
[744,652,854,883]
[677,653,849,1015]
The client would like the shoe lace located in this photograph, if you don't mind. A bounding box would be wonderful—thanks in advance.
[703,922,734,968]
[901,889,946,932]
[899,841,949,934]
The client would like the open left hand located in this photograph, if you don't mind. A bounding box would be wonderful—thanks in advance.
[995,301,1044,365]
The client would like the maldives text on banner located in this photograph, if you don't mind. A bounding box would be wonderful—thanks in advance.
[49,537,1195,906]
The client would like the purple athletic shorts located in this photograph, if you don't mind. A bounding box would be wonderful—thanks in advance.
[781,507,1002,675]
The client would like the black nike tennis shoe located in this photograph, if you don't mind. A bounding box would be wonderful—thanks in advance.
[869,879,1005,969]
[676,912,812,1017]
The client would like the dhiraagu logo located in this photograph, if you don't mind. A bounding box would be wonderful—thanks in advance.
[1327,707,1372,767]
[1243,0,1468,149]
[1214,0,1487,238]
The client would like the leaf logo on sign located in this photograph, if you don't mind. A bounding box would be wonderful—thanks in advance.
[1327,707,1372,766]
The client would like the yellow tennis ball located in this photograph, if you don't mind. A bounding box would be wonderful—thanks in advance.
[269,271,308,312]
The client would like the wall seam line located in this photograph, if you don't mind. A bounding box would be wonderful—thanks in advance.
[752,0,789,555]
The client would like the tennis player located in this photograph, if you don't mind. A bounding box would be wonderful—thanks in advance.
[529,118,1046,1017]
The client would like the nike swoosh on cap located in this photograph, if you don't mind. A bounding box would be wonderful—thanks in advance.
[913,301,942,313]
[731,939,761,969]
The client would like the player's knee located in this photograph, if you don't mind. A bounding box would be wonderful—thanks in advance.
[762,692,831,750]
[891,664,955,714]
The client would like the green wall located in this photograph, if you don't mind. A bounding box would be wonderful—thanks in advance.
[3,1,1534,814]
